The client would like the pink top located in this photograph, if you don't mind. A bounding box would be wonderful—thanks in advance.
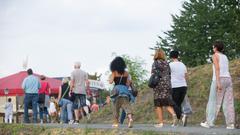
[39,81,50,95]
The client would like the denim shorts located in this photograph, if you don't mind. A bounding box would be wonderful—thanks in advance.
[73,94,86,109]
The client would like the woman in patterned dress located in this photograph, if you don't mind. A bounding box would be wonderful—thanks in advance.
[151,49,177,128]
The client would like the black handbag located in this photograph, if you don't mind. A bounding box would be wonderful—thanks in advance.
[148,74,160,88]
[148,60,162,88]
[148,72,161,88]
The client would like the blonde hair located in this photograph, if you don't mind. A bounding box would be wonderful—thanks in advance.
[62,77,69,84]
[153,49,166,60]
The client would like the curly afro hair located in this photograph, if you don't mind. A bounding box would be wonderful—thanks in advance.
[110,56,126,74]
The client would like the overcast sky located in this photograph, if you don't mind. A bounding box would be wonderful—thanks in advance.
[0,0,184,80]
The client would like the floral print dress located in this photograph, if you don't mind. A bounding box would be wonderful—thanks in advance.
[151,60,174,107]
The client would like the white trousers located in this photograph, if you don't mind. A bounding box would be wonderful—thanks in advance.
[5,113,13,123]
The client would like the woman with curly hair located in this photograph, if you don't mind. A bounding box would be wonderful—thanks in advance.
[109,56,134,128]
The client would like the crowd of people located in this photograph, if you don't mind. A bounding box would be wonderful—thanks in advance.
[20,62,95,124]
[5,40,235,129]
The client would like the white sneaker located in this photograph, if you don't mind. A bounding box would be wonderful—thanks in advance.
[172,122,179,127]
[74,120,79,124]
[154,123,163,128]
[68,120,74,125]
[200,121,212,128]
[40,119,43,124]
[226,124,235,129]
[182,114,187,127]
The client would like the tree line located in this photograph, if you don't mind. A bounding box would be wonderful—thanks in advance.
[152,0,240,67]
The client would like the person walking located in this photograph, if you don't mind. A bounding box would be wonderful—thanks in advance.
[58,77,74,124]
[119,74,135,125]
[200,41,235,129]
[38,75,51,123]
[22,68,41,123]
[169,50,188,126]
[151,49,177,128]
[4,98,13,124]
[70,62,89,124]
[109,56,134,128]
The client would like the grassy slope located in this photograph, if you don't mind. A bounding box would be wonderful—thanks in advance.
[187,59,240,125]
[89,59,240,125]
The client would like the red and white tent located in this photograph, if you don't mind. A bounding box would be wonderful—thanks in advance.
[0,71,61,96]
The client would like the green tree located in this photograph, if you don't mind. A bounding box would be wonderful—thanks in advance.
[154,0,240,67]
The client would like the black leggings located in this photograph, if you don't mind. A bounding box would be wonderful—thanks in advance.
[172,87,187,119]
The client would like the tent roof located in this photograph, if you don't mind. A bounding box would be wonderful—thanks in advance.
[0,71,61,96]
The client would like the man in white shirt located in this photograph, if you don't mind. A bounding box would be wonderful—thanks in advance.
[169,51,188,126]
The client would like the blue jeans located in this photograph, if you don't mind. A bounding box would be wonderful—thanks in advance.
[59,98,73,122]
[120,109,126,124]
[39,105,49,120]
[24,93,39,123]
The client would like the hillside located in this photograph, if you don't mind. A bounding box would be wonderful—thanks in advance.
[88,59,240,126]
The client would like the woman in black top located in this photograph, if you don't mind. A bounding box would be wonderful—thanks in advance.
[109,56,133,128]
[57,78,74,124]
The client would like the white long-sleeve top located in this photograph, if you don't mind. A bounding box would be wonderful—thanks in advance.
[5,102,13,114]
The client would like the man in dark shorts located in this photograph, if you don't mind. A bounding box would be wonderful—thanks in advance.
[70,62,89,124]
